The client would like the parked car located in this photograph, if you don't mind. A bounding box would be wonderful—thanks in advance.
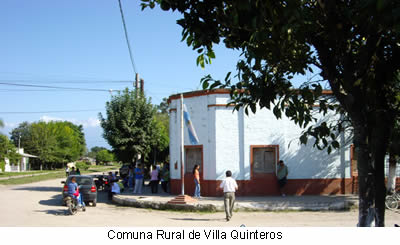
[62,175,97,206]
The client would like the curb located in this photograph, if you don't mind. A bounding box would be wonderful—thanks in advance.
[113,195,222,212]
[112,195,357,212]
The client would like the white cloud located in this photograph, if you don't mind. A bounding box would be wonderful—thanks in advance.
[4,122,18,128]
[39,115,100,128]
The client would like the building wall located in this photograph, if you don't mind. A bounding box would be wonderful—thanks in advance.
[169,90,356,196]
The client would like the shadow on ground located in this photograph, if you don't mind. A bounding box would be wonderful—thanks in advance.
[36,209,71,216]
[170,218,224,222]
[13,186,62,192]
[39,194,63,207]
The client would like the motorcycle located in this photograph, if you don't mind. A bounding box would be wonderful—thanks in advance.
[64,186,86,215]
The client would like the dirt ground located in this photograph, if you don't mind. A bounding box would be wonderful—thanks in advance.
[0,178,399,227]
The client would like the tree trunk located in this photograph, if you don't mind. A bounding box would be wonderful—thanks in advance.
[371,135,388,227]
[354,122,375,226]
[387,154,397,193]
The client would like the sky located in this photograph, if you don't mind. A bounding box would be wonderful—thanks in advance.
[0,0,316,151]
[0,0,243,150]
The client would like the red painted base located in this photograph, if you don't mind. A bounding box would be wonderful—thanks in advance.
[167,195,198,204]
[170,177,400,196]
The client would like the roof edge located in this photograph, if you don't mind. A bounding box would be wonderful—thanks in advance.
[168,89,333,104]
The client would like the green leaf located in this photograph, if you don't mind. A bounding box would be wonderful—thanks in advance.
[208,49,216,59]
[300,134,308,145]
[250,103,256,113]
[202,80,209,90]
[225,72,232,82]
[331,140,340,149]
[273,106,282,119]
[210,81,222,90]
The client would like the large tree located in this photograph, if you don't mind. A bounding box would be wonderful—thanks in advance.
[10,121,30,149]
[95,149,115,164]
[99,88,156,163]
[87,146,108,159]
[149,100,170,164]
[11,121,86,169]
[142,0,400,226]
[0,134,21,171]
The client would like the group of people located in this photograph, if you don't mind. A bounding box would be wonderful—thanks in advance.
[124,163,170,195]
[194,160,289,222]
[65,166,81,176]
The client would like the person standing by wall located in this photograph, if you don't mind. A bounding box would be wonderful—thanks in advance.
[192,164,201,198]
[133,164,144,194]
[277,160,289,196]
[219,170,238,222]
[150,165,159,193]
[128,166,134,192]
[161,164,170,193]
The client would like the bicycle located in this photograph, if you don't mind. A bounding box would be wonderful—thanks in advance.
[385,191,400,210]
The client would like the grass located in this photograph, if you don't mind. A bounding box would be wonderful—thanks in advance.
[83,165,119,174]
[0,171,65,185]
[0,164,120,185]
[0,170,54,177]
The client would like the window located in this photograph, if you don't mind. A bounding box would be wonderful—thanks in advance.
[253,147,276,174]
[185,147,202,173]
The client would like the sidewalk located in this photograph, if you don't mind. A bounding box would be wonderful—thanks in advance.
[112,185,358,212]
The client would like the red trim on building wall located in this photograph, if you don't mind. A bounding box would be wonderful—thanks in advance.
[168,89,334,104]
[168,89,231,103]
[207,104,236,108]
[170,178,355,196]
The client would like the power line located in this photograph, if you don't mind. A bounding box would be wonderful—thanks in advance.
[0,89,110,92]
[0,109,104,114]
[118,0,138,75]
[0,82,121,92]
[0,79,132,84]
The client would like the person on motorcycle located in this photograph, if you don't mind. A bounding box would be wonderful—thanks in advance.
[68,177,78,197]
[68,177,85,208]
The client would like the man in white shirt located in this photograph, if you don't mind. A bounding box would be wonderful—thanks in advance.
[219,170,238,221]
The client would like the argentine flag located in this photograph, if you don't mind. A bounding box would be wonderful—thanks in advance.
[183,104,200,145]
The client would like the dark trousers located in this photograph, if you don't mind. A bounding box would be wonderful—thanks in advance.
[161,181,169,193]
[150,180,158,193]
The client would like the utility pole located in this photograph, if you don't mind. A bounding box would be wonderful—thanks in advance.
[135,73,139,97]
[18,133,21,152]
[140,78,144,94]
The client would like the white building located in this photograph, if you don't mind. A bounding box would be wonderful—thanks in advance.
[168,89,361,196]
[3,148,37,172]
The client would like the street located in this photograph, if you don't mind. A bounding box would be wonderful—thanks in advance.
[0,177,399,227]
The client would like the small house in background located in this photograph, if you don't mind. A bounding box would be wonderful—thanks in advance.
[4,148,37,172]
[168,89,399,197]
[80,157,96,166]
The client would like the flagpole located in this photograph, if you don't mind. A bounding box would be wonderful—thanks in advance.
[180,94,185,195]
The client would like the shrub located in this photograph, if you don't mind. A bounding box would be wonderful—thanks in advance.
[0,160,5,172]
[75,161,89,171]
